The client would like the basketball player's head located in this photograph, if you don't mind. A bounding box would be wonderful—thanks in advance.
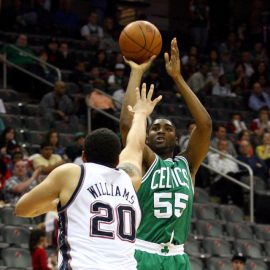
[147,118,177,156]
[83,128,121,168]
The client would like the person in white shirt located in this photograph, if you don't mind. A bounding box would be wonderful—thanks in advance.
[80,11,104,46]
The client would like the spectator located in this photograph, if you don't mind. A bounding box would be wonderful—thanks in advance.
[241,51,254,78]
[32,142,64,175]
[65,132,85,162]
[208,139,243,206]
[227,113,247,134]
[69,61,89,89]
[91,49,109,71]
[207,49,220,70]
[80,11,104,47]
[144,66,166,92]
[237,139,268,180]
[231,253,246,270]
[211,124,237,157]
[45,130,65,157]
[189,0,210,50]
[255,132,270,167]
[235,130,254,155]
[29,229,52,270]
[179,121,196,151]
[107,63,126,92]
[212,74,235,96]
[220,50,235,77]
[248,82,270,111]
[0,127,18,156]
[250,61,270,87]
[55,42,75,70]
[40,81,77,125]
[45,38,59,65]
[252,41,268,64]
[187,63,212,94]
[87,66,106,90]
[231,63,248,96]
[250,107,270,136]
[4,160,41,204]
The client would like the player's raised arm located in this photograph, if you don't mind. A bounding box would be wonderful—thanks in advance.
[119,84,162,191]
[165,38,212,183]
[120,56,155,146]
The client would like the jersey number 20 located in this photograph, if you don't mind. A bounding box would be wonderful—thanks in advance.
[90,201,136,242]
[154,192,189,218]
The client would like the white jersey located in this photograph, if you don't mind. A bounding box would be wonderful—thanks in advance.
[57,163,141,270]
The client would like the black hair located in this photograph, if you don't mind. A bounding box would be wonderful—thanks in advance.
[84,128,121,167]
[148,118,176,131]
[46,130,59,147]
[40,141,53,149]
[29,229,46,255]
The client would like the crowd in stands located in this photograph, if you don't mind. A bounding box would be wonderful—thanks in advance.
[0,1,270,267]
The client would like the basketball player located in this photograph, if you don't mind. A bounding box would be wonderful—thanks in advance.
[120,38,212,269]
[15,84,162,270]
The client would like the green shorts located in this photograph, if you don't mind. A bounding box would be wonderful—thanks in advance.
[135,249,190,270]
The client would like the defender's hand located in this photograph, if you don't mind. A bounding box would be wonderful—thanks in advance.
[128,83,162,117]
[123,55,156,74]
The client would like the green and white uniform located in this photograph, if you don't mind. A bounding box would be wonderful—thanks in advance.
[135,154,194,270]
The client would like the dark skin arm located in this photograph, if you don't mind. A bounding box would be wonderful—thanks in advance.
[165,38,212,184]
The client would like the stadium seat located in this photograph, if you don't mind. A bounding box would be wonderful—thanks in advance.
[24,130,46,146]
[189,256,204,270]
[195,220,225,238]
[59,133,75,147]
[264,242,270,256]
[193,203,217,220]
[21,104,40,117]
[0,89,19,102]
[65,82,80,95]
[53,121,74,134]
[218,205,244,222]
[246,259,268,270]
[0,207,33,227]
[254,224,270,241]
[203,237,232,258]
[2,226,30,248]
[207,257,231,270]
[226,222,253,240]
[2,247,31,268]
[185,238,202,257]
[194,187,210,203]
[24,117,50,132]
[0,114,22,129]
[234,239,264,259]
[4,103,21,115]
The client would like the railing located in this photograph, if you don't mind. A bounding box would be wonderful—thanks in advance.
[202,146,254,223]
[1,44,61,88]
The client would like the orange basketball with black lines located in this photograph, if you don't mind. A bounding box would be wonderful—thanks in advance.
[119,20,162,64]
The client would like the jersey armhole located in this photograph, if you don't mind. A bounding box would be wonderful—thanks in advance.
[141,154,158,184]
[58,164,85,213]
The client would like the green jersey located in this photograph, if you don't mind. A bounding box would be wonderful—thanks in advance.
[136,154,194,245]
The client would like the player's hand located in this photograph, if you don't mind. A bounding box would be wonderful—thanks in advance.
[128,83,162,117]
[164,38,181,80]
[123,55,156,74]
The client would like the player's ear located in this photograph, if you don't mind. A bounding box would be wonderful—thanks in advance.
[82,151,87,163]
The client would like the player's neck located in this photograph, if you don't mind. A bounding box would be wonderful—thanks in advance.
[159,152,173,160]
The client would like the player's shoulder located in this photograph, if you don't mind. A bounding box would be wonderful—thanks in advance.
[53,163,81,177]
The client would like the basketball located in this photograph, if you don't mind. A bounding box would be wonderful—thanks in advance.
[119,20,162,64]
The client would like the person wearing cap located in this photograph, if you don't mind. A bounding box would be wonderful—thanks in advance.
[65,132,85,162]
[107,63,127,92]
[231,253,246,270]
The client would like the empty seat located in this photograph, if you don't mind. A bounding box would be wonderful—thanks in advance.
[2,247,31,268]
[203,237,232,258]
[234,239,264,259]
[185,238,202,257]
[246,259,268,270]
[189,256,204,270]
[24,130,46,145]
[0,114,22,129]
[2,226,30,248]
[218,205,244,222]
[21,104,40,117]
[193,203,217,220]
[24,117,50,131]
[194,187,210,203]
[0,89,19,102]
[195,220,225,238]
[254,224,270,241]
[226,222,253,240]
[4,103,20,115]
[0,207,33,226]
[53,121,74,134]
[207,257,231,270]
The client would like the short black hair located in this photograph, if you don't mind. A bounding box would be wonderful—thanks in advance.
[84,128,121,167]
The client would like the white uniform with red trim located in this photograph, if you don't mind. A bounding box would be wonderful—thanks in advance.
[57,163,141,270]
